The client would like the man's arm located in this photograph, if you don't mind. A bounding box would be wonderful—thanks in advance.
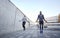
[44,19,47,23]
[43,15,47,23]
[19,19,22,22]
[25,18,30,23]
[36,15,39,22]
[36,18,38,22]
[26,18,30,26]
[19,18,23,22]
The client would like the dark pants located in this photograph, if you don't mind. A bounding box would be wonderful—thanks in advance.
[39,21,44,30]
[22,21,26,30]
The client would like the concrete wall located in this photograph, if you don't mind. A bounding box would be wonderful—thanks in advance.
[0,0,30,35]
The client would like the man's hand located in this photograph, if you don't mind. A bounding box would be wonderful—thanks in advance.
[45,20,47,23]
[36,20,38,22]
[44,19,47,23]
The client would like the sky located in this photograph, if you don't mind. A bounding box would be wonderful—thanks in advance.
[10,0,60,22]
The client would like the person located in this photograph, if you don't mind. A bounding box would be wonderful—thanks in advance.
[20,15,30,30]
[36,11,47,32]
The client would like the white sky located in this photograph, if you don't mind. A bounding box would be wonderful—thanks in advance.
[10,0,60,22]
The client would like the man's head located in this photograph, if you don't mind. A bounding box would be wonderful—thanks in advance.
[40,11,42,15]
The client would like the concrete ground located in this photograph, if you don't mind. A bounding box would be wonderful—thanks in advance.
[0,24,60,38]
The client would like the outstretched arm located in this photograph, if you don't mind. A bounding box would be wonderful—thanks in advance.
[19,18,23,22]
[26,19,30,26]
[36,15,39,22]
[43,15,47,23]
[44,19,47,23]
[19,20,22,22]
[36,18,39,22]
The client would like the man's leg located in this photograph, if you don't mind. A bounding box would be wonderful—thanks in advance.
[40,21,43,33]
[39,22,41,30]
[42,24,43,30]
[40,24,42,30]
[22,22,25,30]
[23,25,25,30]
[40,21,43,30]
[41,21,44,30]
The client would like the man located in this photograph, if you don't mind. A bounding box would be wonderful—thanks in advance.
[21,15,30,30]
[22,16,26,30]
[36,11,47,30]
